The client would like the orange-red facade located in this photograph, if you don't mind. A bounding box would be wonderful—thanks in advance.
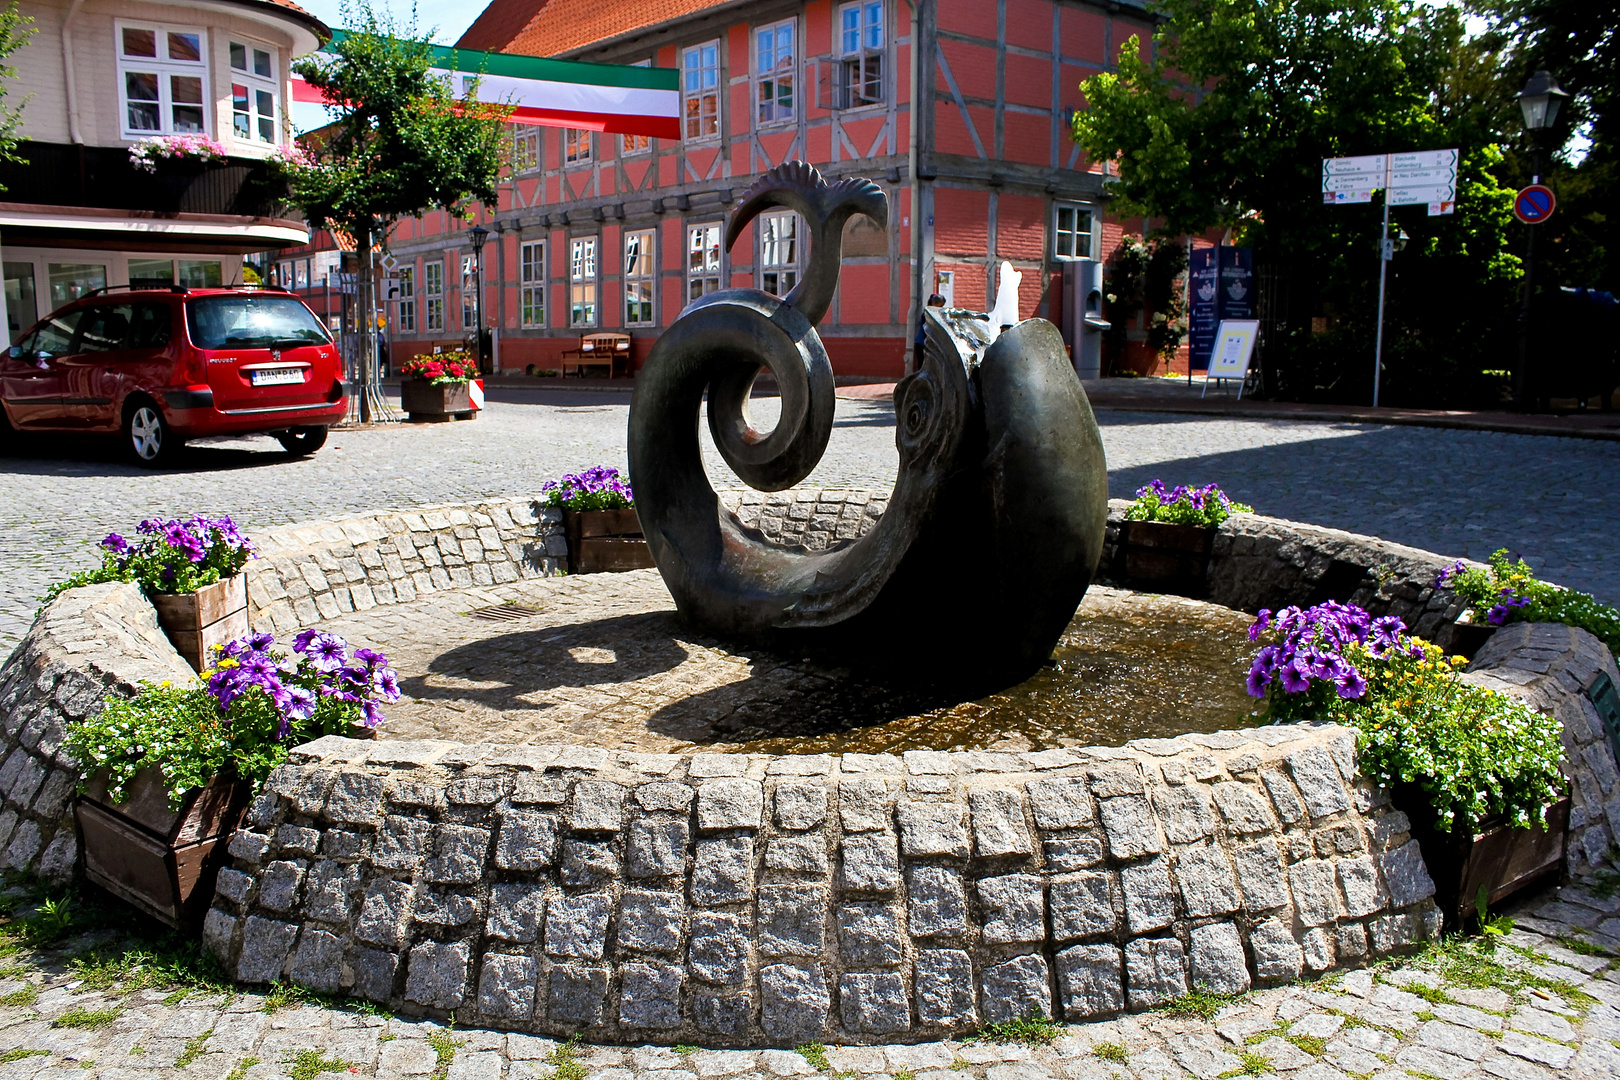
[295,0,1165,378]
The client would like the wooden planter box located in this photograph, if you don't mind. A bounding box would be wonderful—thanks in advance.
[1114,520,1216,597]
[1399,786,1570,929]
[151,574,247,673]
[75,767,253,928]
[563,508,656,574]
[402,379,477,422]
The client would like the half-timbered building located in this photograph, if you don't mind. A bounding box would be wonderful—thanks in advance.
[377,0,1159,379]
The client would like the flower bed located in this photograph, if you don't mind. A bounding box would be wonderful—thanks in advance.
[1115,480,1253,596]
[542,467,652,573]
[1440,548,1620,654]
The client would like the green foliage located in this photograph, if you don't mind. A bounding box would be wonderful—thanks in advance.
[1125,481,1252,526]
[287,1,509,242]
[1071,1,1527,407]
[225,1058,260,1080]
[1103,235,1189,363]
[41,518,255,612]
[0,1,35,186]
[1219,1051,1276,1078]
[286,1050,354,1080]
[1268,638,1565,832]
[544,1036,583,1080]
[1475,887,1516,947]
[1162,990,1243,1020]
[0,1049,48,1063]
[1447,549,1620,655]
[969,1012,1065,1046]
[795,1044,831,1071]
[52,1008,121,1030]
[0,984,37,1006]
[1093,1044,1130,1065]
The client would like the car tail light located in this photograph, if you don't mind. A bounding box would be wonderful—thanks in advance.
[175,346,208,386]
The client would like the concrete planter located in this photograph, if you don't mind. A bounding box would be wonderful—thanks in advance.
[1115,519,1215,597]
[150,574,247,672]
[563,508,656,573]
[75,766,253,929]
[401,379,477,422]
[1400,786,1570,929]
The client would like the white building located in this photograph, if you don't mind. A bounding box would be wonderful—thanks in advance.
[0,0,329,343]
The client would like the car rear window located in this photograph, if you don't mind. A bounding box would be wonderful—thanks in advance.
[186,294,330,350]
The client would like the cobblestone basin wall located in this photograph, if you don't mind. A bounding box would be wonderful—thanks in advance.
[244,500,569,636]
[1464,622,1620,875]
[0,581,194,884]
[200,726,1443,1045]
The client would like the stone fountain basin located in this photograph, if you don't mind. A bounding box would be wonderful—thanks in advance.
[0,494,1615,1047]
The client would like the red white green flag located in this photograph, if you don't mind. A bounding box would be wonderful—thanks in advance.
[292,34,680,139]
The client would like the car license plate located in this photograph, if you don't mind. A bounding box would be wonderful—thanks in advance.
[250,367,304,386]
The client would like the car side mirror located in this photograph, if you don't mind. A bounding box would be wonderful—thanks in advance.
[5,346,20,359]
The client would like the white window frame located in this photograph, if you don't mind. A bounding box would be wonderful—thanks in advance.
[682,40,721,141]
[116,20,211,139]
[687,222,722,302]
[759,210,800,297]
[461,254,478,329]
[570,236,598,328]
[1053,203,1094,260]
[512,126,541,173]
[837,1,885,110]
[520,240,546,328]
[755,19,796,126]
[227,35,278,144]
[396,267,416,332]
[424,260,444,331]
[624,229,656,326]
[621,60,654,155]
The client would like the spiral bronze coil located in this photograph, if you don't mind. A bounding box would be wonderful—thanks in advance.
[628,162,1108,691]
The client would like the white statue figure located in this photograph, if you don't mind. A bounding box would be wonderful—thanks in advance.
[987,260,1022,338]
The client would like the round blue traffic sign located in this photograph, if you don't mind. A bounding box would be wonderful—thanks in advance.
[1515,184,1556,224]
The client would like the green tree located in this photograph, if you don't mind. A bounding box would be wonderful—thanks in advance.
[288,1,508,419]
[1072,1,1527,406]
[0,1,38,188]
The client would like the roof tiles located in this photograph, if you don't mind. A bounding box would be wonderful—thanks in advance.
[506,0,736,57]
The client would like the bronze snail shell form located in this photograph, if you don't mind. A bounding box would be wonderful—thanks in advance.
[628,161,1109,691]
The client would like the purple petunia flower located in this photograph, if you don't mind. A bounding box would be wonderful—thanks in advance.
[282,684,316,721]
[293,628,322,653]
[308,633,348,671]
[355,647,387,669]
[245,631,276,655]
[1336,669,1368,699]
[360,700,385,728]
[1279,663,1311,694]
[377,668,401,701]
[1246,665,1273,698]
[101,533,129,555]
[1248,609,1273,642]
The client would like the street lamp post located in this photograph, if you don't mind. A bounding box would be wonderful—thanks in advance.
[469,224,490,376]
[1513,70,1568,408]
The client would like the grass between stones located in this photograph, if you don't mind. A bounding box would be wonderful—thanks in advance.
[1092,1043,1129,1065]
[286,1049,354,1080]
[1284,1035,1327,1057]
[0,984,38,1006]
[225,1057,259,1080]
[796,1044,833,1071]
[545,1035,584,1080]
[1218,1051,1275,1078]
[176,1028,215,1068]
[894,1069,917,1080]
[0,1049,48,1063]
[968,1014,1067,1046]
[1162,991,1246,1021]
[51,1006,121,1030]
[428,1029,466,1080]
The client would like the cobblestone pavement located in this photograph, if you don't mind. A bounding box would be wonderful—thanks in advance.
[2,388,1617,651]
[1,872,1617,1079]
[313,575,1257,754]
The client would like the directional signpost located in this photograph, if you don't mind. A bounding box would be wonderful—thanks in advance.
[1322,148,1459,407]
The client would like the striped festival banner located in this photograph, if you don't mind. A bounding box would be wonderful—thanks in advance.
[292,33,680,139]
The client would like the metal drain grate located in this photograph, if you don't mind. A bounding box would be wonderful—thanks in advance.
[469,603,541,622]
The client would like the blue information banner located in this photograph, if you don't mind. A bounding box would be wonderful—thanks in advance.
[1188,246,1254,371]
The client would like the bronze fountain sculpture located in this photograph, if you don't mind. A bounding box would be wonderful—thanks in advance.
[628,162,1109,692]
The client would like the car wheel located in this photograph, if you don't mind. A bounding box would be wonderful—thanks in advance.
[124,401,176,467]
[277,426,328,456]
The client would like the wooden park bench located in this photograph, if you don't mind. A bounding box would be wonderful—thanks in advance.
[559,332,633,378]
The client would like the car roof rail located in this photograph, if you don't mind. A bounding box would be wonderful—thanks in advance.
[78,283,190,298]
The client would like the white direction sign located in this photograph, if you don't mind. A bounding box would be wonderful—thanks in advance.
[1322,148,1458,207]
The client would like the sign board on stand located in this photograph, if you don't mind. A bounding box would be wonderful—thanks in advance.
[1202,320,1260,399]
[1188,246,1253,379]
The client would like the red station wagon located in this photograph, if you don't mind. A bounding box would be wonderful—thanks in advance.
[0,284,347,466]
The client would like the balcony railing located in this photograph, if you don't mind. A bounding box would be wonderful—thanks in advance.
[0,140,295,219]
